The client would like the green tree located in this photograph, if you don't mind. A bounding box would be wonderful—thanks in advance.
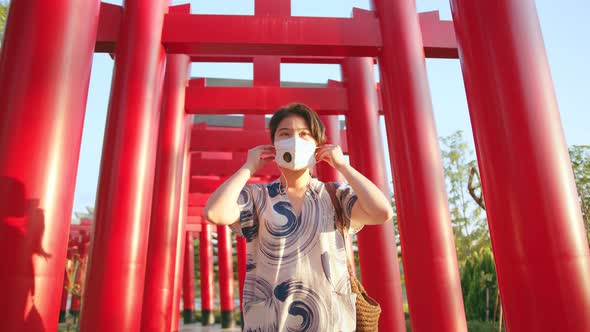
[0,1,8,43]
[569,145,590,242]
[440,131,489,264]
[461,247,498,321]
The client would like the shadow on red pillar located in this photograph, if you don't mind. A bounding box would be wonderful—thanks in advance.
[171,116,194,332]
[141,53,191,332]
[217,225,236,328]
[372,1,468,330]
[182,232,197,324]
[341,58,407,331]
[0,0,101,330]
[450,1,590,330]
[79,1,169,331]
[200,224,216,326]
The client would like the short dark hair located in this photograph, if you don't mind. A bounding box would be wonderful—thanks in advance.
[269,103,326,145]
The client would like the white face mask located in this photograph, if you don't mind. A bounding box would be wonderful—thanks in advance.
[274,136,317,171]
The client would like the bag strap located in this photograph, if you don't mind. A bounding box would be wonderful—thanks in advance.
[326,182,355,275]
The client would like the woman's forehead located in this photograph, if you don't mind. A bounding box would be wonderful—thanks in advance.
[277,115,308,129]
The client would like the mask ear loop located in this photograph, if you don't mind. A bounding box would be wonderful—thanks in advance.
[281,170,289,193]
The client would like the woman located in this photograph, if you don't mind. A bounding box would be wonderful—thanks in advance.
[204,103,392,331]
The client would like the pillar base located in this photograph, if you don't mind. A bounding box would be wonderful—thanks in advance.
[59,310,66,323]
[201,310,215,326]
[221,310,235,329]
[183,309,194,324]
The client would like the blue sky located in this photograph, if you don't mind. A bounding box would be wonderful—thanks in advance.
[72,0,589,216]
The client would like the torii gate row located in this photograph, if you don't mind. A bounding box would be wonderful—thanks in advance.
[1,0,588,332]
[185,77,384,116]
[96,3,455,330]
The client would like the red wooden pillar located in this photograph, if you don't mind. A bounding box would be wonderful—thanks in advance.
[217,225,235,328]
[170,225,185,332]
[70,290,81,318]
[141,53,191,332]
[171,116,193,332]
[317,115,343,182]
[0,1,101,330]
[341,58,406,331]
[59,271,68,323]
[372,1,468,330]
[200,224,215,326]
[79,1,169,331]
[236,236,247,314]
[182,231,196,324]
[316,115,357,266]
[450,1,590,330]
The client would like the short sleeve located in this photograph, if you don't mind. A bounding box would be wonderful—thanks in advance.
[335,182,363,234]
[229,184,262,242]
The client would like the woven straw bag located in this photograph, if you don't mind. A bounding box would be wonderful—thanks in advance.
[326,183,382,332]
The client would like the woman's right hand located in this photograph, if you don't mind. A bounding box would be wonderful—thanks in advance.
[243,145,275,173]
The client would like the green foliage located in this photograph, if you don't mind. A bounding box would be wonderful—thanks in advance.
[461,247,498,321]
[440,131,490,265]
[466,320,505,332]
[0,1,8,43]
[569,145,590,242]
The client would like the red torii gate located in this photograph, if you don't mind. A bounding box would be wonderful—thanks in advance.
[0,0,588,332]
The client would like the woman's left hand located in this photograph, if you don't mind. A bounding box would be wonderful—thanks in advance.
[315,144,347,170]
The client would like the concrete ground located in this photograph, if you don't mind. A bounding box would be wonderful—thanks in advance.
[179,323,240,332]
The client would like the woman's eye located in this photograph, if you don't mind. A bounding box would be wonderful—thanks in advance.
[280,133,289,137]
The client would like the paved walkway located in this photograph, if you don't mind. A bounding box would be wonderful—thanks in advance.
[58,322,240,332]
[179,323,240,332]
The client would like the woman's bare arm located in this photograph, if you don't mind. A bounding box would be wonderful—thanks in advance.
[204,145,274,225]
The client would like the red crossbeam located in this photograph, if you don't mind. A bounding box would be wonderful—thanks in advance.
[189,55,363,64]
[191,128,270,152]
[188,193,209,207]
[190,176,272,193]
[95,4,457,59]
[418,11,458,58]
[191,152,281,177]
[185,223,202,232]
[188,206,204,217]
[190,126,348,153]
[162,11,381,57]
[95,3,121,53]
[185,85,348,115]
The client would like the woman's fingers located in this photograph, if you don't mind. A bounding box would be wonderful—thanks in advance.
[316,150,332,163]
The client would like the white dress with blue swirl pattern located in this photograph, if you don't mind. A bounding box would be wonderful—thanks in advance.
[229,178,362,332]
